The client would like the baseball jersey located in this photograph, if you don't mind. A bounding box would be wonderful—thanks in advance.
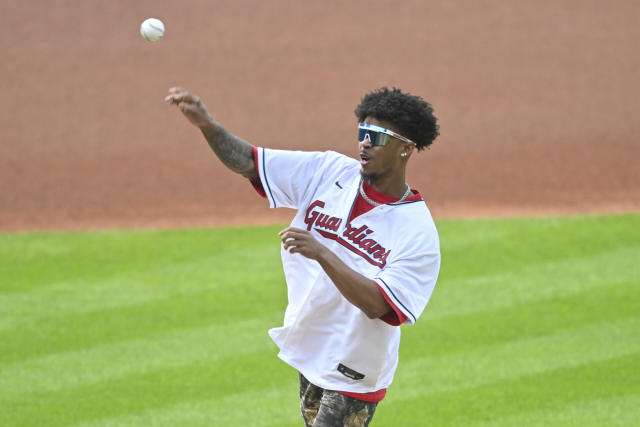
[254,147,440,394]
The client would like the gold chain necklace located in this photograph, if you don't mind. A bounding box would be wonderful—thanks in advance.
[359,181,411,207]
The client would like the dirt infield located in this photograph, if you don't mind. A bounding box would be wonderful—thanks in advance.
[1,1,638,232]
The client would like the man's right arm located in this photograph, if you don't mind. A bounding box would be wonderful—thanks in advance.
[165,87,258,182]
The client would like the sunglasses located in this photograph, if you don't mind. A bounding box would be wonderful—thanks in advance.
[358,123,415,146]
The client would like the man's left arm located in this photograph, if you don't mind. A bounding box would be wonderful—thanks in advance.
[279,227,391,319]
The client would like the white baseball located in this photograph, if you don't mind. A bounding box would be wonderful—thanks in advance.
[140,18,165,42]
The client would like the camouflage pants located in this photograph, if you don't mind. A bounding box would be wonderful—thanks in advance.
[299,373,378,427]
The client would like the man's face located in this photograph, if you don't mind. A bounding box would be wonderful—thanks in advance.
[358,117,410,184]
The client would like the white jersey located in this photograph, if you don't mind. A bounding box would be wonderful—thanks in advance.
[255,147,440,393]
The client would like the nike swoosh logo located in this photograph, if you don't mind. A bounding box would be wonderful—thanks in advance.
[335,181,343,189]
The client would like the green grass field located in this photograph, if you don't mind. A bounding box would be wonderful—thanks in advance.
[1,215,638,426]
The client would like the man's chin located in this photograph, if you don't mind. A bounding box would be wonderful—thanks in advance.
[360,169,377,182]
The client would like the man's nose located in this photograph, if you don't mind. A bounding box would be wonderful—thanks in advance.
[359,135,372,149]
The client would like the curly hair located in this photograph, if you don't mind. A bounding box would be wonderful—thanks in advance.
[354,87,439,151]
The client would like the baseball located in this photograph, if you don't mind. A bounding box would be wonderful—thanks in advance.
[140,18,165,42]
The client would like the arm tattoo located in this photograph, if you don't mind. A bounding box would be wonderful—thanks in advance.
[201,126,258,181]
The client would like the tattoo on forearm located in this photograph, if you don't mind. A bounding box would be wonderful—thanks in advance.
[202,127,258,181]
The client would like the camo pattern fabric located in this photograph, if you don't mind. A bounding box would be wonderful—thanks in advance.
[299,373,378,427]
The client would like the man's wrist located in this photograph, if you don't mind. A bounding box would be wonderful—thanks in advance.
[200,121,219,136]
[314,245,333,265]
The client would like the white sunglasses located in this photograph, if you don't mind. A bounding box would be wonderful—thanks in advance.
[358,123,415,146]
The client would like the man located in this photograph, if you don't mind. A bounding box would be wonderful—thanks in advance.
[166,86,441,427]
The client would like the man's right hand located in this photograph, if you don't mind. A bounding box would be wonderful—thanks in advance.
[165,87,217,131]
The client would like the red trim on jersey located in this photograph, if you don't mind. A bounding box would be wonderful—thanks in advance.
[338,388,387,402]
[375,281,408,326]
[251,146,267,198]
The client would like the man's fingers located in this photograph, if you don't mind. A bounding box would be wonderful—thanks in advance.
[167,86,190,98]
[283,240,307,255]
[281,232,306,247]
[164,87,183,103]
[279,227,291,242]
[165,87,200,105]
[282,237,302,250]
[165,94,198,105]
[279,227,306,238]
[279,229,307,244]
[281,233,297,245]
[282,239,294,250]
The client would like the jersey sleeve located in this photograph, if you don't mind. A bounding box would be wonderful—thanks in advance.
[373,235,440,326]
[254,147,346,209]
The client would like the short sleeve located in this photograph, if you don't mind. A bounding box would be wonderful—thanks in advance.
[373,239,440,325]
[255,147,348,209]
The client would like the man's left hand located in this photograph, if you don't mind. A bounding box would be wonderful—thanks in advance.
[279,227,326,260]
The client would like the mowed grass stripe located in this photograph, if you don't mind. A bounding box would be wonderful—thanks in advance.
[0,229,286,363]
[402,280,638,358]
[1,351,293,426]
[0,227,284,331]
[78,383,301,427]
[428,245,638,319]
[436,215,638,281]
[395,316,639,397]
[0,246,281,332]
[0,226,286,293]
[375,353,639,426]
[0,282,285,363]
[472,394,640,427]
[0,314,281,399]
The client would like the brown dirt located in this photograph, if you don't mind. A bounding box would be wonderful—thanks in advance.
[1,1,638,232]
